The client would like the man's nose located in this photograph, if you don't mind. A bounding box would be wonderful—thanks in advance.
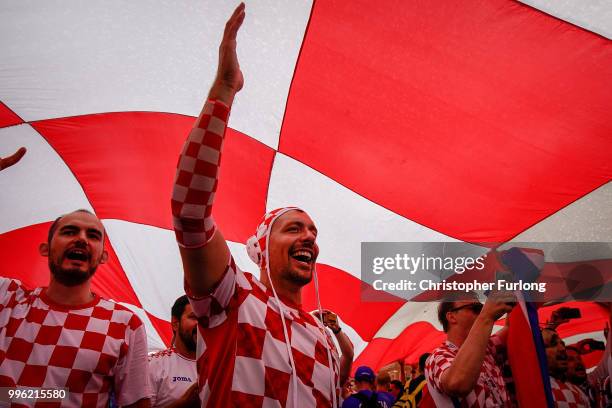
[74,232,88,244]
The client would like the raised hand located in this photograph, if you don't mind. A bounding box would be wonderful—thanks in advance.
[210,3,245,104]
[0,147,26,171]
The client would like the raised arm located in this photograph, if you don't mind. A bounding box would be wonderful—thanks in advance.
[0,147,26,171]
[440,292,515,397]
[172,3,245,296]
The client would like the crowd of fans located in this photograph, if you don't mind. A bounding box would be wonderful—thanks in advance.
[1,3,610,408]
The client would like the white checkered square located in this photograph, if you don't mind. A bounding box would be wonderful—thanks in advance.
[26,343,54,365]
[208,115,227,136]
[43,310,67,325]
[171,184,189,203]
[291,322,317,358]
[197,144,221,164]
[262,396,283,408]
[177,155,197,173]
[261,332,292,373]
[72,348,101,370]
[238,294,268,330]
[86,316,111,334]
[311,359,334,396]
[233,356,266,396]
[57,328,86,347]
[189,173,216,192]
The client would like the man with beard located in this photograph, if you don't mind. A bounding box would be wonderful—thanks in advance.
[149,295,198,407]
[566,345,598,406]
[171,4,348,406]
[0,209,151,407]
[541,328,589,407]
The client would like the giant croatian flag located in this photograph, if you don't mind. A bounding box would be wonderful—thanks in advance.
[1,0,611,372]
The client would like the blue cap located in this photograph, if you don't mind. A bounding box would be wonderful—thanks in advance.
[354,366,375,382]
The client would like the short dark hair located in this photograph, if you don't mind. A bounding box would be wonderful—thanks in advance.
[390,380,404,393]
[419,352,431,372]
[47,209,97,244]
[437,302,455,332]
[171,295,190,320]
[437,292,479,332]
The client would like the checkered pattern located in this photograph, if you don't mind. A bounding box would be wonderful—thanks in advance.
[246,207,300,267]
[426,339,510,407]
[0,278,151,407]
[171,99,230,248]
[186,257,341,407]
[549,377,590,408]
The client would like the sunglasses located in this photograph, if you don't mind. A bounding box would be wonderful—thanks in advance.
[449,302,483,314]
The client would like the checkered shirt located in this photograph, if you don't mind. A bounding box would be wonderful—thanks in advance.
[549,377,590,408]
[172,99,229,248]
[0,278,151,407]
[426,338,511,407]
[186,256,341,407]
[148,347,197,408]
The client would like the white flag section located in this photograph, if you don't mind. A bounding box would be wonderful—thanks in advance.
[1,0,611,373]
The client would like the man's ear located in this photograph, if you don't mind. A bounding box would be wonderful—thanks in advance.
[39,242,49,257]
[171,316,179,333]
[101,250,108,264]
[446,311,457,327]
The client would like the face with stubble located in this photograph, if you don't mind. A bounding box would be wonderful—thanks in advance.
[267,210,319,287]
[40,211,108,286]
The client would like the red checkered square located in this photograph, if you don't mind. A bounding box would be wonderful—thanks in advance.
[18,364,47,387]
[94,353,117,375]
[82,392,98,406]
[91,305,113,320]
[293,348,315,388]
[264,366,290,405]
[107,321,126,340]
[314,340,330,367]
[25,307,48,324]
[231,391,264,407]
[34,324,62,345]
[64,313,90,330]
[6,337,33,363]
[66,368,92,393]
[5,317,22,337]
[236,323,266,359]
[80,331,106,351]
[265,306,290,343]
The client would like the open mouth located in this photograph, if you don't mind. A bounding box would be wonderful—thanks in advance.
[65,248,89,262]
[291,249,314,264]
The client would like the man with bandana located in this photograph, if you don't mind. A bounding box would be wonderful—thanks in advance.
[171,3,351,407]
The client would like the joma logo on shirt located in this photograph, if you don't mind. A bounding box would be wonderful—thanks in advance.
[172,376,193,382]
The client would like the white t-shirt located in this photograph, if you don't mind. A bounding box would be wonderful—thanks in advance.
[148,347,197,407]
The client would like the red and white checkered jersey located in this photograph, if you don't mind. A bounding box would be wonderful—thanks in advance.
[0,278,152,407]
[549,377,589,408]
[148,347,197,408]
[186,256,341,407]
[426,338,511,408]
